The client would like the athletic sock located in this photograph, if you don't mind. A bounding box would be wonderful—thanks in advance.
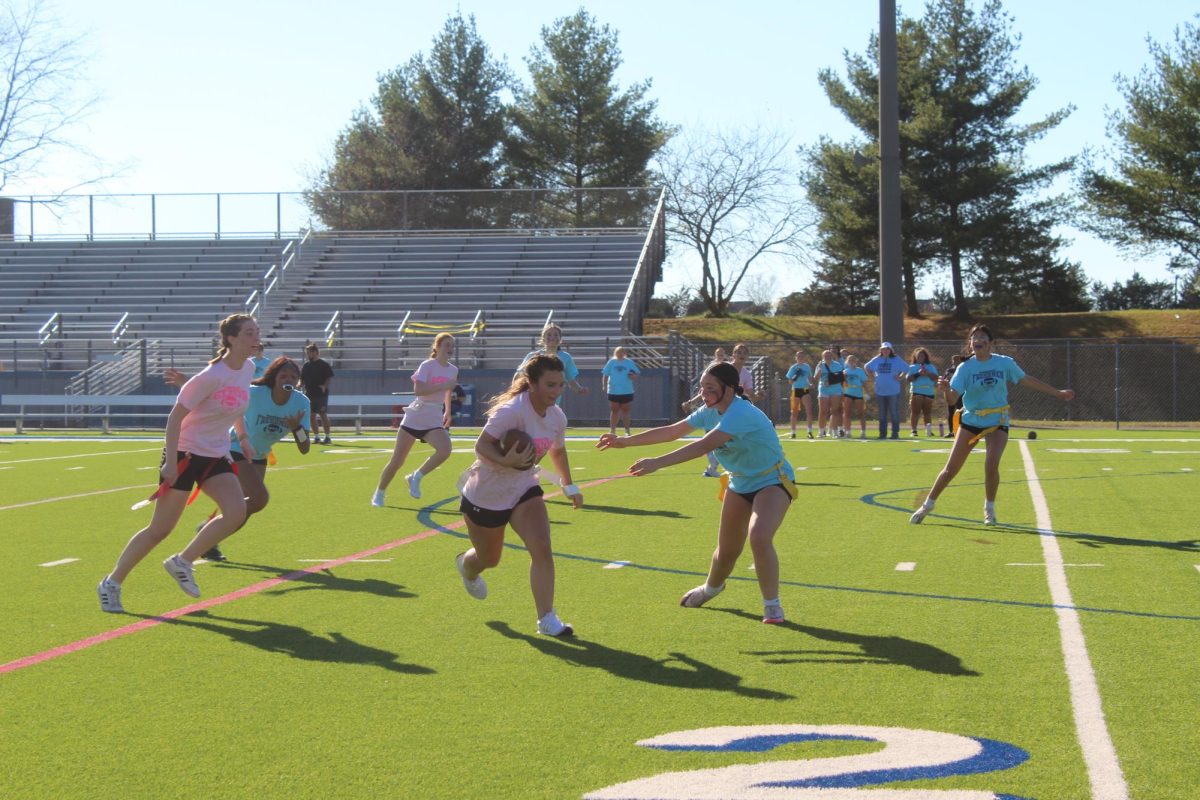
[702,583,724,598]
[984,500,995,513]
[413,469,424,480]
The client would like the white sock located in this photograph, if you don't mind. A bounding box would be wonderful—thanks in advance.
[763,597,781,607]
[922,499,935,511]
[105,575,120,587]
[412,470,424,480]
[985,500,995,512]
[702,583,724,597]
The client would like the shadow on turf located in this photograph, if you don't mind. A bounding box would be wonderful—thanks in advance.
[713,609,979,677]
[486,621,792,700]
[206,561,419,599]
[576,503,690,518]
[141,610,435,675]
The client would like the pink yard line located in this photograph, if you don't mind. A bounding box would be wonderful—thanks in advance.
[1,474,627,676]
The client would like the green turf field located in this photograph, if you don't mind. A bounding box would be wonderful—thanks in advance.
[1,428,1197,799]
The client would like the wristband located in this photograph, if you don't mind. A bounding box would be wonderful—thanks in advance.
[294,428,309,444]
[563,483,581,497]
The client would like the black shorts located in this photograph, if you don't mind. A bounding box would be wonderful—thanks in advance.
[607,393,634,405]
[232,451,268,467]
[401,425,445,442]
[730,483,793,505]
[792,388,810,398]
[307,392,328,413]
[960,421,1009,436]
[459,485,544,528]
[161,450,236,492]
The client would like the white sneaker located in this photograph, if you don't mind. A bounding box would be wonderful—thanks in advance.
[680,583,723,608]
[97,577,123,613]
[984,508,997,526]
[702,467,720,478]
[405,473,421,499]
[370,489,385,507]
[537,609,574,637]
[763,602,785,624]
[455,552,487,600]
[162,554,200,597]
[910,504,932,525]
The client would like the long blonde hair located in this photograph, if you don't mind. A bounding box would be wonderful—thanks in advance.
[488,354,563,415]
[430,332,455,359]
[209,313,256,365]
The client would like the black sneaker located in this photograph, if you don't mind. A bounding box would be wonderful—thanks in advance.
[202,546,226,562]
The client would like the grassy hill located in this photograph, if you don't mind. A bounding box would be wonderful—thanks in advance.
[641,309,1200,343]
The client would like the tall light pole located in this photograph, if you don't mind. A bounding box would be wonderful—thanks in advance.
[879,0,905,347]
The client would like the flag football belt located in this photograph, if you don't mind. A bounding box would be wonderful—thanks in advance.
[954,404,1010,445]
[185,454,238,506]
[717,460,798,502]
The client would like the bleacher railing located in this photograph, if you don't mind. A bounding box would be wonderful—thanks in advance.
[620,188,667,336]
[2,188,662,241]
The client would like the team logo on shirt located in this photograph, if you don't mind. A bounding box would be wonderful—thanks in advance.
[971,370,1004,388]
[213,386,248,409]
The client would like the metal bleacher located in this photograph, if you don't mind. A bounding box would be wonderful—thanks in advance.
[0,239,284,345]
[269,231,651,368]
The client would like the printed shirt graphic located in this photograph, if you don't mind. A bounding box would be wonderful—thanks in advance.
[816,360,845,397]
[687,396,795,494]
[522,349,578,406]
[177,360,254,457]
[950,354,1025,428]
[907,363,939,396]
[402,359,459,429]
[230,384,311,458]
[843,367,868,398]
[785,362,812,390]
[602,358,640,395]
[462,392,567,510]
[864,355,907,396]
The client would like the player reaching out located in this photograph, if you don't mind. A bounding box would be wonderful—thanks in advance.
[598,361,797,624]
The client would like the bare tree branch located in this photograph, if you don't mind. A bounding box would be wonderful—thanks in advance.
[657,126,814,315]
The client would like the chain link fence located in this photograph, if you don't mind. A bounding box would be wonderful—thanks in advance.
[688,338,1200,426]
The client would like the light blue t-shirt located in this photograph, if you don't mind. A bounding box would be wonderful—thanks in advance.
[907,362,939,397]
[687,397,795,494]
[843,367,868,398]
[864,355,907,396]
[950,354,1025,428]
[785,362,812,390]
[816,360,845,397]
[230,384,312,459]
[522,349,579,406]
[250,356,272,379]
[601,358,640,395]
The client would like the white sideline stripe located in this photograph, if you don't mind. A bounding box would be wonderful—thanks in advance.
[895,562,916,571]
[0,485,153,512]
[1018,440,1129,799]
[65,466,86,471]
[297,558,393,563]
[603,561,630,569]
[39,558,80,567]
[0,447,158,465]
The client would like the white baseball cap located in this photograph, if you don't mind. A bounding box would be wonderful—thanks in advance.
[880,341,893,349]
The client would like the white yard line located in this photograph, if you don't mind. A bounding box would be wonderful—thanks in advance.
[895,562,916,571]
[0,447,158,465]
[38,558,80,567]
[1018,440,1129,800]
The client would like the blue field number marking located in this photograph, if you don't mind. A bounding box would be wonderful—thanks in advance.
[585,724,1033,799]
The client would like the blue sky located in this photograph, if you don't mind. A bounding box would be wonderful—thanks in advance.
[12,0,1198,299]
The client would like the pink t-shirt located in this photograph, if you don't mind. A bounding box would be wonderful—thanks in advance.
[177,360,254,457]
[461,392,566,511]
[402,358,459,429]
[739,366,755,396]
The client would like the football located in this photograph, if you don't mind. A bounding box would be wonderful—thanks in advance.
[1027,430,1038,440]
[499,428,535,470]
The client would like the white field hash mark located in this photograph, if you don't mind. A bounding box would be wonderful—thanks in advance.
[895,562,916,571]
[603,561,630,569]
[39,558,80,567]
[1018,440,1129,800]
